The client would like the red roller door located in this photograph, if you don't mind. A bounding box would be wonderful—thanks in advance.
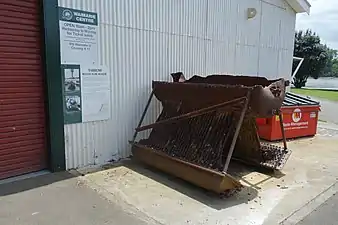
[0,0,47,179]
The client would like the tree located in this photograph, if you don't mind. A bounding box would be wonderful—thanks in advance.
[320,45,338,77]
[332,58,338,77]
[293,30,328,88]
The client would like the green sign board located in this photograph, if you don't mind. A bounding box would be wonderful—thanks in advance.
[59,7,111,125]
[59,7,98,25]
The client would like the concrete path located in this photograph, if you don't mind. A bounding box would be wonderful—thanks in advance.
[317,98,338,125]
[0,172,157,225]
[1,121,338,225]
[81,132,338,225]
[296,123,338,225]
[299,95,338,125]
[296,188,338,225]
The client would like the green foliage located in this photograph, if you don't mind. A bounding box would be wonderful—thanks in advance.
[321,47,338,77]
[332,59,338,76]
[293,29,329,88]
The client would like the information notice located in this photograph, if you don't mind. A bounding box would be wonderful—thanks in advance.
[59,7,98,64]
[59,7,111,124]
[81,66,111,122]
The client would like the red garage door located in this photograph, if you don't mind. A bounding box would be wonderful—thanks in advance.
[0,0,47,179]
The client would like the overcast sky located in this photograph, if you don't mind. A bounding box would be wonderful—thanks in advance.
[296,0,338,49]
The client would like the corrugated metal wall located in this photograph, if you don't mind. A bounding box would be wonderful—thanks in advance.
[58,0,296,169]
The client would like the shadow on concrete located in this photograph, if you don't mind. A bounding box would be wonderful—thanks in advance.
[110,159,283,211]
[0,171,77,197]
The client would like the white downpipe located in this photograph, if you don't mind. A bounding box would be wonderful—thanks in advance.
[292,56,304,80]
[287,56,304,92]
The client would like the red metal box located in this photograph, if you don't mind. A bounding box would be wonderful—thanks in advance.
[256,92,321,141]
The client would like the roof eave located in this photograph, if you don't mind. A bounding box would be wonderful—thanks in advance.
[286,0,311,14]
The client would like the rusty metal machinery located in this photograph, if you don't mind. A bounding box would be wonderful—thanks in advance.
[130,74,291,195]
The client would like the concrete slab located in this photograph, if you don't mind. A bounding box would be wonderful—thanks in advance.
[280,181,338,225]
[317,98,338,125]
[318,121,338,131]
[296,191,338,225]
[317,122,338,138]
[0,172,159,225]
[82,135,338,225]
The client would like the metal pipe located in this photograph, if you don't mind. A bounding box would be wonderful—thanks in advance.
[293,56,303,60]
[291,57,304,80]
[136,96,246,132]
[223,91,251,173]
[278,111,288,150]
[129,90,154,144]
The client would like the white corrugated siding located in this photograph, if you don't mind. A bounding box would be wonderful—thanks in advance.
[58,0,296,169]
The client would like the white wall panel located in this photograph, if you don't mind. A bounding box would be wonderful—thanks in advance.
[205,40,236,74]
[206,0,237,42]
[259,48,280,78]
[258,1,296,80]
[260,2,283,49]
[236,0,262,47]
[235,45,259,76]
[58,0,297,169]
[180,0,208,38]
[278,49,294,79]
[167,35,207,79]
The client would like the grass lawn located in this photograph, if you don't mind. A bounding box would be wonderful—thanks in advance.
[291,88,338,102]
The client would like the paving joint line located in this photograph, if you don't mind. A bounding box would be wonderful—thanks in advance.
[279,180,338,225]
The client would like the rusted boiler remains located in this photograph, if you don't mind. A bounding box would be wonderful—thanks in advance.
[131,74,291,195]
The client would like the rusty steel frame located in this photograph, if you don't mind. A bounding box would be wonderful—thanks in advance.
[130,74,292,195]
[132,143,243,194]
[129,90,154,144]
[278,111,288,150]
[222,91,251,173]
[135,96,246,132]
